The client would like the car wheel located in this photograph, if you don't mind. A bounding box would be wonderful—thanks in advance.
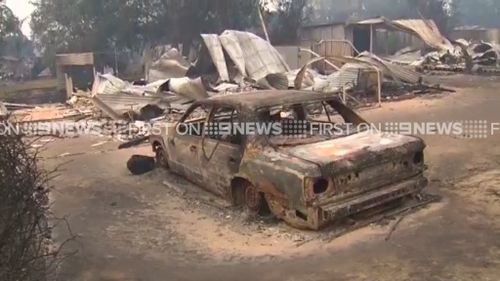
[244,183,261,214]
[127,155,156,175]
[234,181,270,217]
[154,145,169,169]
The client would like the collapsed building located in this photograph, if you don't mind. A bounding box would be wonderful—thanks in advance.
[301,17,500,74]
[1,24,463,143]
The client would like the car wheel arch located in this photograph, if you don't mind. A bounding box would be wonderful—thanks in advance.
[230,176,254,205]
[151,138,165,152]
[230,176,272,217]
[151,138,168,168]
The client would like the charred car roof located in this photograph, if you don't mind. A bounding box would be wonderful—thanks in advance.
[196,90,342,110]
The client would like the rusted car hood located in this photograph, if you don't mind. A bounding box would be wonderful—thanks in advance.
[283,131,425,173]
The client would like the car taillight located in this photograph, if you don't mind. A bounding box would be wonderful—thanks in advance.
[304,177,335,202]
[313,178,328,194]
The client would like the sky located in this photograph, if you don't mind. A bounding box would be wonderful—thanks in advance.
[6,0,35,37]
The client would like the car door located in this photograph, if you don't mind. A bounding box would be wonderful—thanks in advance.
[167,104,210,186]
[199,106,244,198]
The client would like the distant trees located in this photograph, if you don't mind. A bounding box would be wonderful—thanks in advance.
[455,0,500,28]
[164,0,258,55]
[267,0,310,44]
[406,0,459,34]
[31,0,169,67]
[30,0,308,68]
[310,0,458,34]
[0,1,25,55]
[290,0,500,38]
[0,0,33,75]
[0,1,20,41]
[23,0,500,69]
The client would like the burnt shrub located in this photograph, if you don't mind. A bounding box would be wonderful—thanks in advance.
[0,133,56,281]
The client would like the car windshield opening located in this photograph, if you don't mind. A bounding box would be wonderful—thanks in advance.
[256,99,364,146]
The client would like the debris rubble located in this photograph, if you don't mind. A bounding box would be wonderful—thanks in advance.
[387,39,500,74]
[0,29,461,144]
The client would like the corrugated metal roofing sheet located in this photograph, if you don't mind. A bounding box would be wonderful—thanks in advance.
[357,52,421,84]
[384,50,423,65]
[316,63,365,93]
[201,30,290,82]
[354,18,386,25]
[219,31,247,76]
[95,74,128,95]
[200,34,230,81]
[95,94,172,114]
[392,19,454,51]
[352,17,454,52]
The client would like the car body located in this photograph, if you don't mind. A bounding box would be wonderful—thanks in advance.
[150,90,427,230]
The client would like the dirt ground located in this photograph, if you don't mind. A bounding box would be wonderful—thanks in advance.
[42,74,500,281]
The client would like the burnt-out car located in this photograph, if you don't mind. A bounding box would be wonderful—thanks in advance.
[150,91,427,230]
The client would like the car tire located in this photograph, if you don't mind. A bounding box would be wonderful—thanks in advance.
[154,145,169,169]
[235,181,270,217]
[127,155,156,175]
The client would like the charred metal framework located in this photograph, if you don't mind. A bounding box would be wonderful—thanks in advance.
[150,90,427,229]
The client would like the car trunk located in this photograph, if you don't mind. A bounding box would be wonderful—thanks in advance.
[284,131,425,202]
